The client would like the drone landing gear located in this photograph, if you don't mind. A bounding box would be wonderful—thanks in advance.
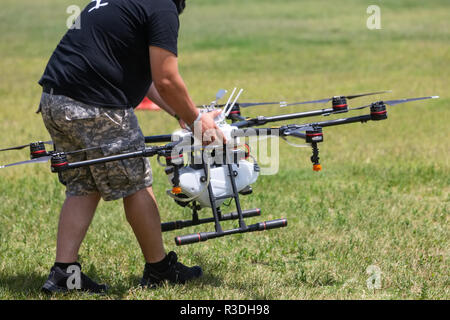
[161,162,288,246]
[174,216,288,246]
[161,207,262,233]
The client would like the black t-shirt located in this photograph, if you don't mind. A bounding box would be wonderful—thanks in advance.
[39,0,179,109]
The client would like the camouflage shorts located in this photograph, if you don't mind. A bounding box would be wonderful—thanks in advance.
[39,92,153,201]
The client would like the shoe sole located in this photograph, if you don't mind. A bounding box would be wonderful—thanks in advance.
[42,280,69,294]
[140,267,203,288]
[42,280,108,295]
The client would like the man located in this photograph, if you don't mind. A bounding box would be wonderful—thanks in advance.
[38,0,223,293]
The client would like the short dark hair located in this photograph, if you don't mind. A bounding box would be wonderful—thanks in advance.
[172,0,186,15]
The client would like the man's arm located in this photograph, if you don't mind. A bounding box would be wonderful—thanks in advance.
[149,46,225,143]
[146,82,176,117]
[149,46,199,125]
[147,82,188,128]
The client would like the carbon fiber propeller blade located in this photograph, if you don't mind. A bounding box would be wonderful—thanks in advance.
[284,98,332,107]
[215,101,286,108]
[287,130,307,138]
[239,101,288,108]
[211,91,391,109]
[346,90,393,100]
[349,96,440,111]
[0,144,29,152]
[280,127,313,148]
[0,140,53,152]
[0,156,51,169]
[383,96,440,106]
[283,90,392,107]
[210,90,392,108]
[283,126,315,136]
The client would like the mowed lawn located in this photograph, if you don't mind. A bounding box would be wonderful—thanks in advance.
[0,0,448,299]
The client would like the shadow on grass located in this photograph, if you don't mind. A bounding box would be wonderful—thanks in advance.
[0,266,225,299]
[103,272,225,300]
[0,268,129,299]
[0,273,48,299]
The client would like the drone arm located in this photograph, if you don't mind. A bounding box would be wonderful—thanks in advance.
[63,148,157,171]
[51,145,174,173]
[70,113,379,173]
[312,114,373,128]
[144,134,172,143]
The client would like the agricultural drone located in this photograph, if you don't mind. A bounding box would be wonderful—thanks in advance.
[0,89,439,245]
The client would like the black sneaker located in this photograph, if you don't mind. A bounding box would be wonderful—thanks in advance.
[41,263,108,294]
[140,251,203,288]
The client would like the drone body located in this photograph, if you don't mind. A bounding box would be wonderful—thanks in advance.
[167,158,259,208]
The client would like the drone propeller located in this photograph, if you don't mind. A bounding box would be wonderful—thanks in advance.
[280,128,311,148]
[349,96,440,111]
[215,101,287,108]
[286,130,308,139]
[0,156,52,169]
[280,137,310,148]
[214,90,391,109]
[283,126,315,136]
[0,140,53,152]
[239,101,288,108]
[281,90,392,107]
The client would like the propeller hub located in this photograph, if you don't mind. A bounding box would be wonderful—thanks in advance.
[370,101,388,121]
[226,103,242,123]
[332,96,348,112]
[51,153,69,173]
[30,141,48,159]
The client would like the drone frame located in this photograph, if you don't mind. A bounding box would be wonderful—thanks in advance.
[0,94,439,245]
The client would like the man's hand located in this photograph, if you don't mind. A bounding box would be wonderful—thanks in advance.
[191,110,226,146]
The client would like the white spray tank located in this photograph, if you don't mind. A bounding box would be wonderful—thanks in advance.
[167,88,260,208]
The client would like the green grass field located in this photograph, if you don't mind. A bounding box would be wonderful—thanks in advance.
[0,0,448,300]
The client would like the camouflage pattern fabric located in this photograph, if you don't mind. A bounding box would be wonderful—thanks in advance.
[39,92,152,201]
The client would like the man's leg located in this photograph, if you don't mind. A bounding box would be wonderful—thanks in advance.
[124,187,203,287]
[55,193,101,263]
[42,192,107,294]
[123,187,165,263]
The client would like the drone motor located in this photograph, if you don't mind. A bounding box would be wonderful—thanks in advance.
[305,127,324,143]
[370,101,388,120]
[50,153,69,173]
[332,96,348,112]
[226,104,242,123]
[30,141,48,159]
